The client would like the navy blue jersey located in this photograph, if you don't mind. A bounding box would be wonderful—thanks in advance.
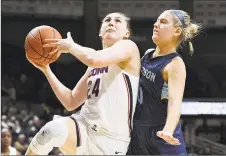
[134,49,181,125]
[127,49,187,155]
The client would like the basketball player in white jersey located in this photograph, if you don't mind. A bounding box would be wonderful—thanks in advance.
[25,12,140,155]
[1,128,20,155]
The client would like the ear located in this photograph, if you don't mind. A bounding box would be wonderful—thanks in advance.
[99,33,103,40]
[124,31,130,39]
[174,27,182,37]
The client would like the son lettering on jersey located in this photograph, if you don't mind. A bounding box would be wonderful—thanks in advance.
[88,67,109,78]
[141,66,156,82]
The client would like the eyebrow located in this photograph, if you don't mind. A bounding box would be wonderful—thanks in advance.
[103,16,123,21]
[157,18,168,21]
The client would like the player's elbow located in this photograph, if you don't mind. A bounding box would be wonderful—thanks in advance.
[64,101,76,111]
[86,58,97,67]
[87,59,105,68]
[63,95,76,111]
[80,56,100,68]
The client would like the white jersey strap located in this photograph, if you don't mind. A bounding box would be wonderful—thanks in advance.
[144,48,155,55]
[142,48,155,59]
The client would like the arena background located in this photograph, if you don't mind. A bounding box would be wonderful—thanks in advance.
[1,0,226,155]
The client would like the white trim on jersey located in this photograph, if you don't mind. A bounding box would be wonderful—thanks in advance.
[144,48,155,56]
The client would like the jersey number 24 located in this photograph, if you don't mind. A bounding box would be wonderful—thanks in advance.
[87,78,100,99]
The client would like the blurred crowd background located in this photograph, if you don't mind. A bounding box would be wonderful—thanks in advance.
[1,0,226,155]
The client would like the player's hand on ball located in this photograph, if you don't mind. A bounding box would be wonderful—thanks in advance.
[156,131,181,145]
[26,54,49,72]
[43,32,74,55]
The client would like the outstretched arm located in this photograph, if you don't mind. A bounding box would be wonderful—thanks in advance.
[44,32,139,68]
[164,57,186,132]
[157,57,186,145]
[68,39,138,68]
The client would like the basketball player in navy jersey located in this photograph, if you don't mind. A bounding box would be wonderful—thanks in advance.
[127,10,201,155]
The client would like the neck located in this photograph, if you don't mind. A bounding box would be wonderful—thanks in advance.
[102,43,110,49]
[1,146,10,153]
[102,41,114,49]
[102,38,121,49]
[155,44,177,56]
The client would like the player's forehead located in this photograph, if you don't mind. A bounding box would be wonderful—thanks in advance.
[104,13,126,21]
[157,11,173,21]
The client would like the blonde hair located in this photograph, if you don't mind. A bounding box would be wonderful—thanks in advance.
[168,10,202,55]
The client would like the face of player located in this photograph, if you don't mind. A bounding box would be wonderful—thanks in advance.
[1,130,12,147]
[152,11,182,47]
[99,13,130,46]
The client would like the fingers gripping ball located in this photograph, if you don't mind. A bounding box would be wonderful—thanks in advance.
[25,25,62,65]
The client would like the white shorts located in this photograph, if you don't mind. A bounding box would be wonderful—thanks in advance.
[70,114,130,155]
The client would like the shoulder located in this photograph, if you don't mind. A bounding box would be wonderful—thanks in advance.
[116,39,137,45]
[171,56,185,69]
[115,40,139,51]
[166,56,186,75]
[116,40,140,61]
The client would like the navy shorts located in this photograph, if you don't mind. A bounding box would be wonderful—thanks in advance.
[127,123,187,155]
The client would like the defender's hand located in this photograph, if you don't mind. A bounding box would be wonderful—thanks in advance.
[156,131,181,145]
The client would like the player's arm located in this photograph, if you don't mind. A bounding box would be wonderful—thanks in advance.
[43,67,89,111]
[69,68,89,111]
[163,57,186,134]
[69,40,138,68]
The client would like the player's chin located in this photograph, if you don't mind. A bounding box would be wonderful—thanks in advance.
[103,33,117,39]
[103,35,121,42]
[152,35,160,45]
[152,34,158,40]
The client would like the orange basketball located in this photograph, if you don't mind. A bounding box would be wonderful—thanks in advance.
[24,25,62,65]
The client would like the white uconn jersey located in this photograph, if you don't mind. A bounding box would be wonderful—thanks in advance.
[80,65,139,139]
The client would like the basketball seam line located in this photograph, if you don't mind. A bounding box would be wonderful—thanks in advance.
[38,27,48,63]
[27,36,56,60]
[29,31,37,40]
[48,28,58,64]
[27,37,42,59]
